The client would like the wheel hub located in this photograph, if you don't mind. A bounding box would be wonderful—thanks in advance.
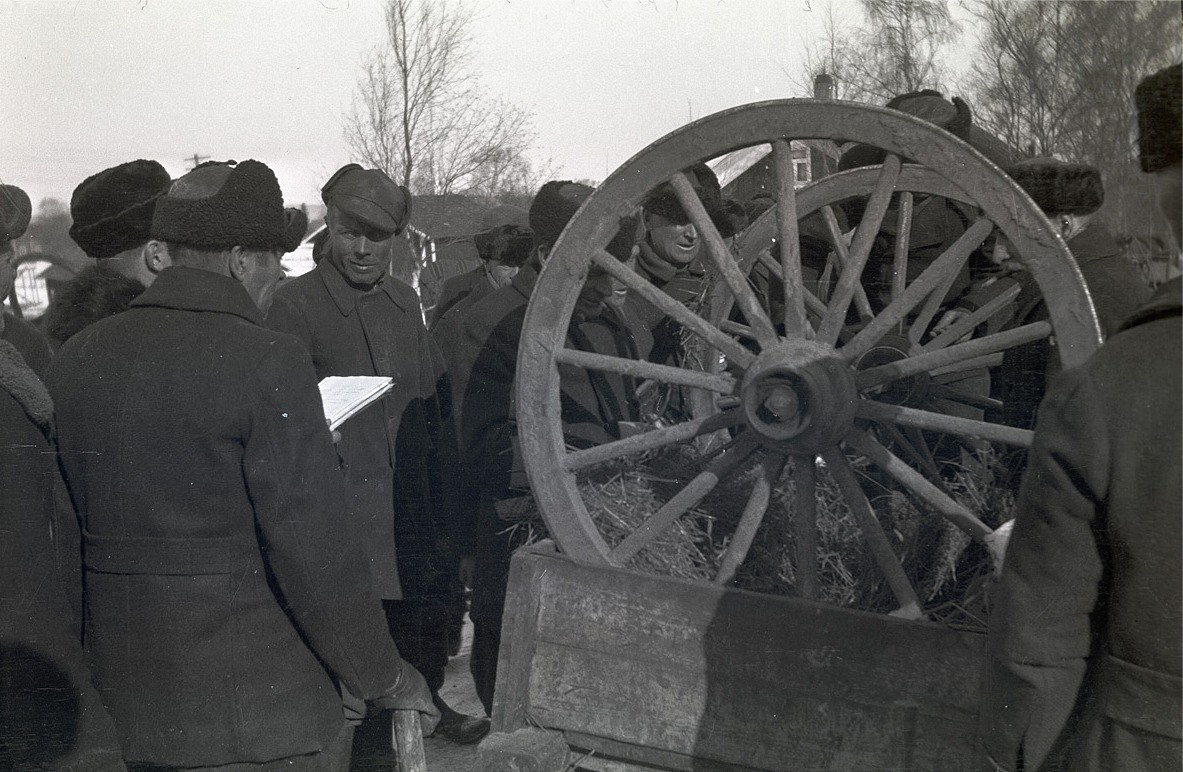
[741,340,858,453]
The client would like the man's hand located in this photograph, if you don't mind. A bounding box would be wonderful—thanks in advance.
[373,662,441,736]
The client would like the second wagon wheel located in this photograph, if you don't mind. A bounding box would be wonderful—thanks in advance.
[516,99,1102,619]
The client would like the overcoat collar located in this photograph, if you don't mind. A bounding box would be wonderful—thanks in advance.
[130,266,263,326]
[315,259,409,316]
[1122,275,1182,332]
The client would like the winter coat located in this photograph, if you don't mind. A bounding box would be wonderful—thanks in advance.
[0,336,125,771]
[267,261,464,599]
[1,310,51,376]
[41,264,145,346]
[45,267,408,766]
[428,265,491,329]
[980,277,1182,772]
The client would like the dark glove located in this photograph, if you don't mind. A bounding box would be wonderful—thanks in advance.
[371,661,441,736]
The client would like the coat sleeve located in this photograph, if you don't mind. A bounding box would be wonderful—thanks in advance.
[979,366,1109,771]
[243,334,407,700]
[265,292,315,354]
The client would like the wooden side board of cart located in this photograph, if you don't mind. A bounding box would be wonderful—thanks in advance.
[481,542,985,772]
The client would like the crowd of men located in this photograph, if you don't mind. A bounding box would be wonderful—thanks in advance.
[0,62,1179,772]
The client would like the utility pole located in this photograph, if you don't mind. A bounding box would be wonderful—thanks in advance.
[185,153,210,170]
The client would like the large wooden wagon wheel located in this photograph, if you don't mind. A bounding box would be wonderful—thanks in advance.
[516,100,1102,619]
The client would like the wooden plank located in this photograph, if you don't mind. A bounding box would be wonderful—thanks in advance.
[530,643,921,771]
[491,542,553,730]
[500,547,985,771]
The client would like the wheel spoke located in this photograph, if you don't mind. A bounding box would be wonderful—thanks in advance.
[591,250,756,368]
[818,154,902,344]
[772,140,809,338]
[718,319,756,341]
[554,348,737,394]
[714,453,787,585]
[670,172,778,346]
[922,280,1021,351]
[563,408,747,471]
[931,352,1004,378]
[928,383,1004,412]
[843,429,992,540]
[819,205,875,322]
[792,455,818,600]
[608,433,760,564]
[821,449,923,618]
[891,192,913,302]
[857,399,1034,447]
[755,248,828,321]
[855,321,1052,392]
[842,218,994,362]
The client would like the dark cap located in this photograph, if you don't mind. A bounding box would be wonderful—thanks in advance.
[642,163,736,237]
[840,90,1016,171]
[151,160,287,252]
[321,164,412,235]
[529,180,594,247]
[0,185,31,243]
[1136,64,1182,174]
[1006,157,1104,216]
[474,223,533,268]
[282,207,309,253]
[69,159,171,258]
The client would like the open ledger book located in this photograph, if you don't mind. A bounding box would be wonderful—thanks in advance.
[318,376,393,432]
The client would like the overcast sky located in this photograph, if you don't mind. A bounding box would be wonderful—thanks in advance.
[1,0,942,208]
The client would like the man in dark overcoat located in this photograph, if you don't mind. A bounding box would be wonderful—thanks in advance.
[452,180,654,715]
[45,160,437,770]
[266,164,486,744]
[1,185,125,770]
[980,63,1182,772]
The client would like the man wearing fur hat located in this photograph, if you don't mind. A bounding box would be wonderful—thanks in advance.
[0,183,53,376]
[981,63,1182,772]
[38,159,172,347]
[452,180,653,715]
[46,160,438,769]
[428,204,530,327]
[267,164,486,745]
[993,157,1153,436]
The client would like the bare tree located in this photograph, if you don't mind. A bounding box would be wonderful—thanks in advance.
[852,0,957,102]
[345,0,544,198]
[791,0,956,103]
[965,0,1181,236]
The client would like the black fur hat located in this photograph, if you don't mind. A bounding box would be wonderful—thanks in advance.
[282,207,309,253]
[529,180,594,248]
[69,160,171,258]
[641,163,736,236]
[1006,157,1104,216]
[1136,63,1182,174]
[151,160,287,252]
[473,223,533,268]
[0,185,31,243]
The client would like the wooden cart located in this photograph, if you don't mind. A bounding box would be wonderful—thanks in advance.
[482,99,1103,771]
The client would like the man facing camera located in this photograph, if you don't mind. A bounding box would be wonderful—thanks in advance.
[46,160,437,770]
[267,164,486,744]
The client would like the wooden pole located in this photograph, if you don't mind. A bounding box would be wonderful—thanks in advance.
[392,710,427,772]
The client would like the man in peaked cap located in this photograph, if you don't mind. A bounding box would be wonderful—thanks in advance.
[981,63,1182,772]
[0,183,53,376]
[267,164,488,744]
[46,159,437,769]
